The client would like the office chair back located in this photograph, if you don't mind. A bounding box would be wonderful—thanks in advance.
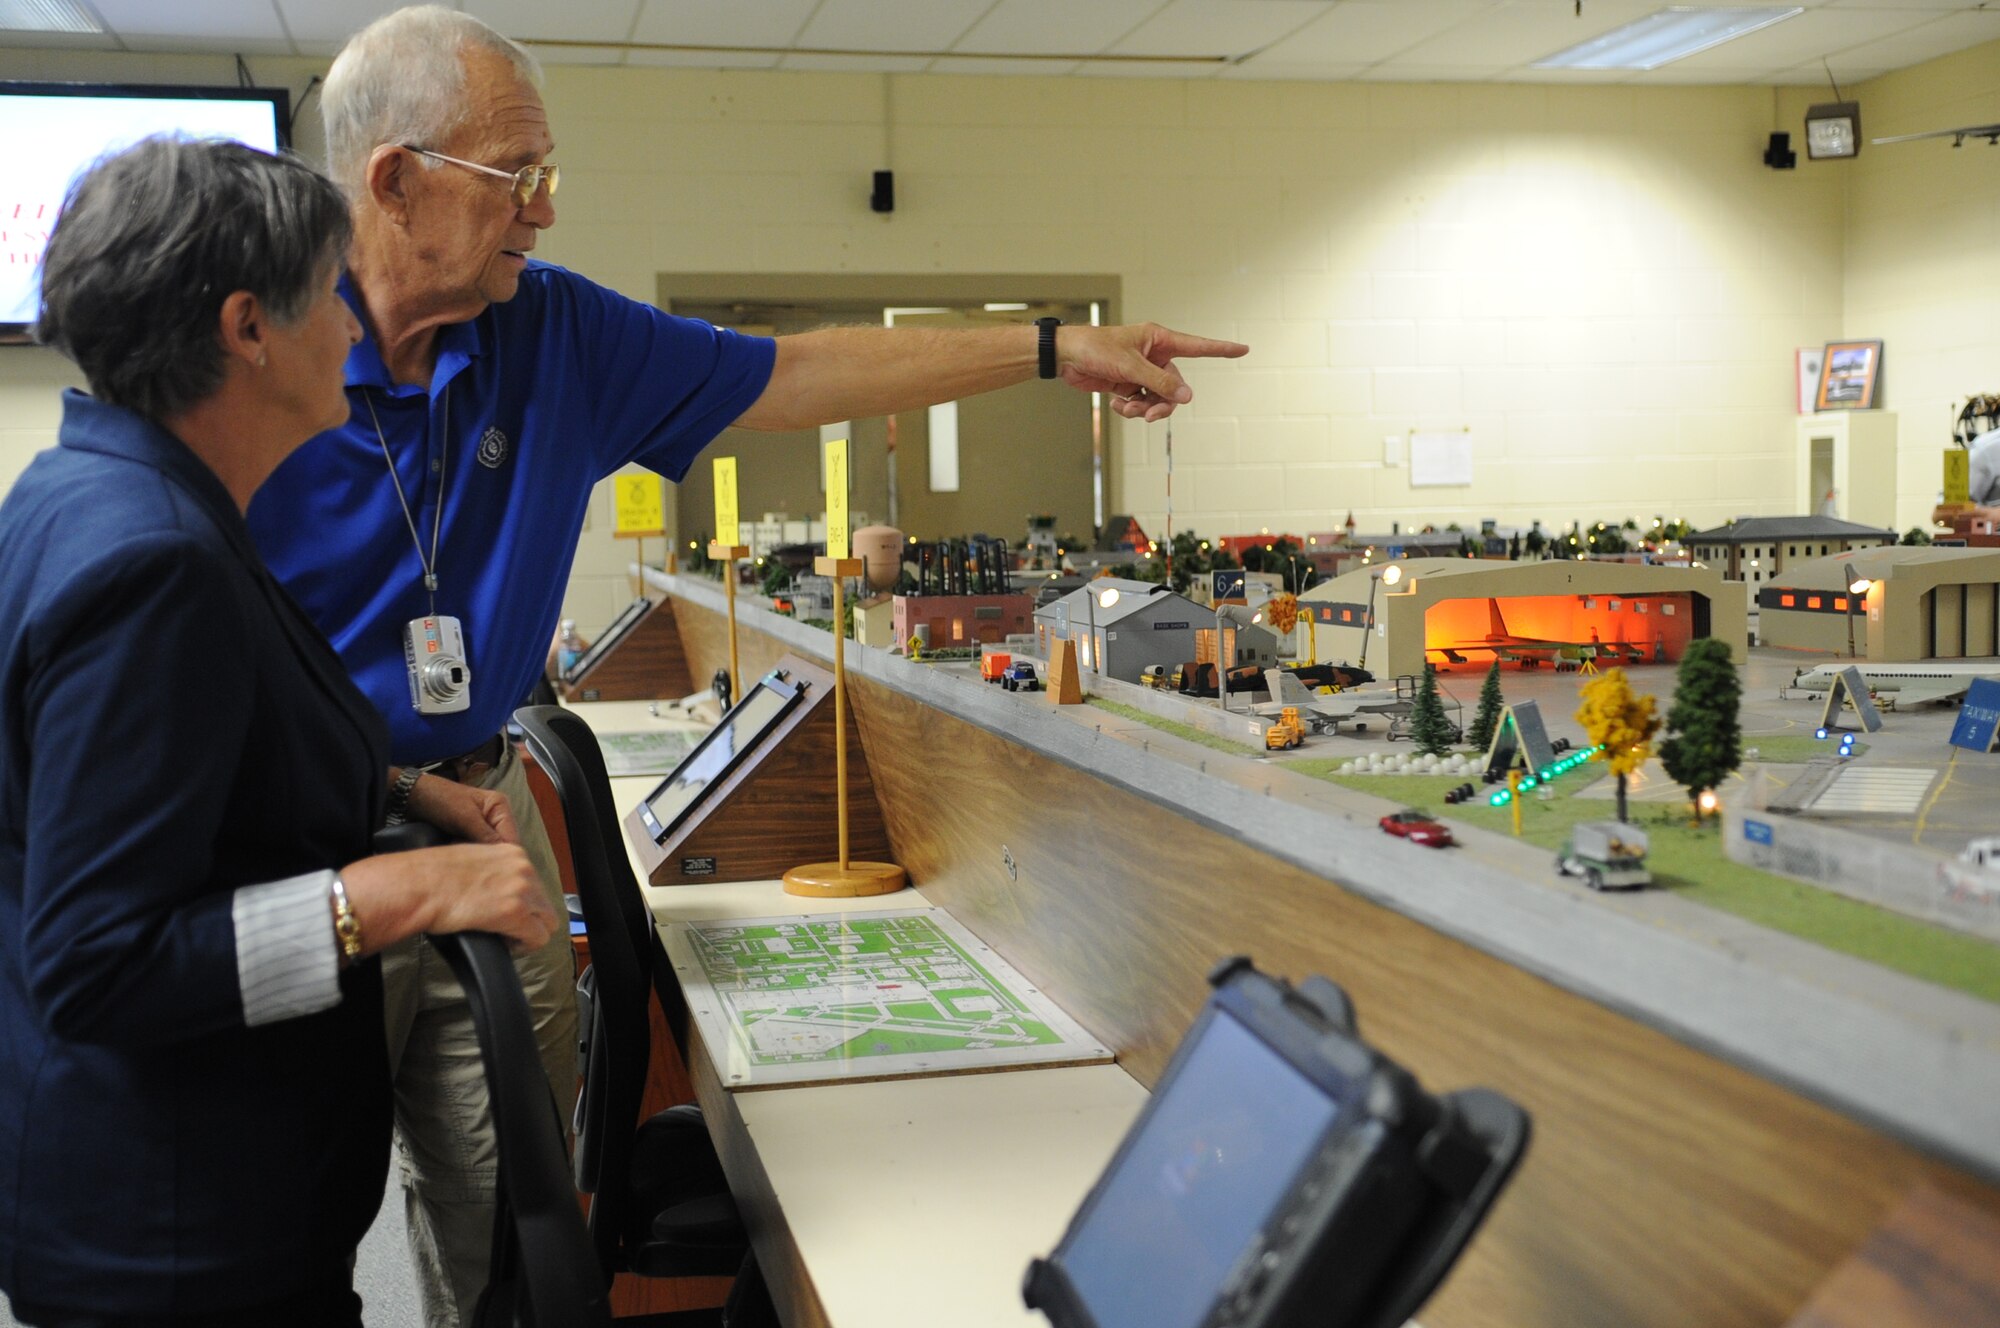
[433,930,613,1328]
[513,706,707,1268]
[375,821,608,1328]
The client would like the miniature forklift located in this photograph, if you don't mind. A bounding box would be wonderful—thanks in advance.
[1266,706,1307,751]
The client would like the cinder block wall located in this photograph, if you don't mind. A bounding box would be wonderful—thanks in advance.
[1,40,1994,636]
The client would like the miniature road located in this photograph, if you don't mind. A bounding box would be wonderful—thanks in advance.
[1011,651,2000,1056]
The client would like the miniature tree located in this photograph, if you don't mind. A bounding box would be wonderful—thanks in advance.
[1524,525,1547,559]
[1264,591,1299,636]
[1574,667,1660,824]
[1406,664,1455,756]
[759,560,790,599]
[1466,660,1505,752]
[1658,638,1742,824]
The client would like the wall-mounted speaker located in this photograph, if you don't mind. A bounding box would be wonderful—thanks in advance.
[1763,131,1798,170]
[871,169,895,213]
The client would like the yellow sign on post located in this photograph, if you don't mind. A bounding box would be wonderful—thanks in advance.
[613,472,666,538]
[823,437,850,560]
[1944,449,1971,506]
[712,456,740,547]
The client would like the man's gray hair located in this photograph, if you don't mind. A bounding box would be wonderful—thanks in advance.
[35,136,353,423]
[321,4,542,194]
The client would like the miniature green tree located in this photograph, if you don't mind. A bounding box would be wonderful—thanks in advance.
[760,560,790,599]
[1466,660,1505,752]
[1658,638,1742,823]
[1407,664,1455,756]
[1575,667,1660,824]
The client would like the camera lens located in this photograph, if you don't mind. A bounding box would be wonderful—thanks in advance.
[422,655,468,703]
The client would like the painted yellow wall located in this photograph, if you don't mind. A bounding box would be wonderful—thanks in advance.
[1840,40,2000,533]
[0,41,1993,637]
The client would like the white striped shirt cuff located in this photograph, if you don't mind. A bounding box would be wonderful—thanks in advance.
[232,870,343,1027]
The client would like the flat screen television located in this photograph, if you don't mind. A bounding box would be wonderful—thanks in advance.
[0,81,290,342]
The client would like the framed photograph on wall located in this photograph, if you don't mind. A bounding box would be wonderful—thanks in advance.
[1795,347,1824,414]
[1815,340,1883,411]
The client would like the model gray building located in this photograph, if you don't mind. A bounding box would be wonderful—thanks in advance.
[1034,580,1281,684]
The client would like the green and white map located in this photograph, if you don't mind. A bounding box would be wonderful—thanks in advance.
[664,909,1111,1088]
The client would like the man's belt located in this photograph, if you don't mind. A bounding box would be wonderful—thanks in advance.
[424,732,506,785]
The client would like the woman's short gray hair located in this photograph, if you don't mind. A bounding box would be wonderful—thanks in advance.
[35,136,353,423]
[321,5,542,194]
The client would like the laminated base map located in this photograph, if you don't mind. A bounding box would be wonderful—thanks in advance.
[663,908,1112,1088]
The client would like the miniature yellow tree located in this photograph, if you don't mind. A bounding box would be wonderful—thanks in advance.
[1575,667,1660,824]
[1264,591,1299,636]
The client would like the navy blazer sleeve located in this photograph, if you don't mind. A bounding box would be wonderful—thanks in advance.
[19,531,266,1045]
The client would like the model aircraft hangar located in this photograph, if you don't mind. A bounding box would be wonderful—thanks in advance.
[1758,546,2000,660]
[1299,558,1747,680]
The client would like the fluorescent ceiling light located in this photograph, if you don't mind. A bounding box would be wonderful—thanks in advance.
[1533,6,1801,71]
[0,0,101,33]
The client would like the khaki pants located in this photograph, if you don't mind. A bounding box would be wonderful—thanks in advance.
[379,742,579,1328]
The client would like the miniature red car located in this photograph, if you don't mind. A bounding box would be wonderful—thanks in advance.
[1379,809,1453,848]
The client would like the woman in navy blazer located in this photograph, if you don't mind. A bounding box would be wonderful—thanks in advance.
[0,139,559,1326]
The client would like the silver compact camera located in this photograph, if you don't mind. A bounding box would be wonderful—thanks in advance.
[403,615,472,714]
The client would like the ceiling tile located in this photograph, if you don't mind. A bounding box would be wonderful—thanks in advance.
[629,0,818,50]
[274,0,411,46]
[1818,10,2000,69]
[1354,64,1500,82]
[795,0,995,54]
[93,0,287,42]
[952,0,1168,56]
[1251,0,1498,65]
[1664,8,1925,71]
[1387,0,1664,68]
[1112,0,1335,59]
[467,0,642,45]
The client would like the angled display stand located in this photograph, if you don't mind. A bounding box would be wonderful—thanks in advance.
[559,596,696,702]
[623,653,891,886]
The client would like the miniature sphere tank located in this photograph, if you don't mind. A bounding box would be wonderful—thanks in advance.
[852,524,905,592]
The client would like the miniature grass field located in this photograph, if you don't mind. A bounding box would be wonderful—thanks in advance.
[1084,698,1263,757]
[1739,734,1869,763]
[1297,763,2000,1005]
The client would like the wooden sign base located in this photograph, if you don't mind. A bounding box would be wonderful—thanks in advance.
[782,860,908,898]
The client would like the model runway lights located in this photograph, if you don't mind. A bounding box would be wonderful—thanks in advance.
[1487,744,1603,806]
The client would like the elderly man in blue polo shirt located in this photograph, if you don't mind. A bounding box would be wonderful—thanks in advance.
[248,8,1245,1322]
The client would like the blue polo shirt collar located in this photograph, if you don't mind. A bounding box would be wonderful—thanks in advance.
[339,272,484,399]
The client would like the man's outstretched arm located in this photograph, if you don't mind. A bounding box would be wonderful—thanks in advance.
[735,321,1248,431]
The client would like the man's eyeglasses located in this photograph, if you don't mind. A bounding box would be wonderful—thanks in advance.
[404,146,559,207]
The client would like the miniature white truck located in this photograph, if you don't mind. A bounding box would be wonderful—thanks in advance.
[1556,820,1652,891]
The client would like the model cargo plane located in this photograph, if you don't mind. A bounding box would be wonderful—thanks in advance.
[1788,659,2000,709]
[1428,600,1645,669]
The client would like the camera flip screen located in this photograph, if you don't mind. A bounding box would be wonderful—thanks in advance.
[1056,1010,1346,1328]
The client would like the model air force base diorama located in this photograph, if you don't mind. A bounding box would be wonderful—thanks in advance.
[582,388,2000,1322]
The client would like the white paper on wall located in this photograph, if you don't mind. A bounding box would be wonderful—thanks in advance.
[1410,432,1473,487]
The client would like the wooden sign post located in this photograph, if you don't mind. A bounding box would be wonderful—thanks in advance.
[707,456,747,701]
[784,439,907,899]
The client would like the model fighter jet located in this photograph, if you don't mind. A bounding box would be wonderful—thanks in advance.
[1426,600,1645,669]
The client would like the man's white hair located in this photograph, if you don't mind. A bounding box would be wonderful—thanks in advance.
[321,5,542,194]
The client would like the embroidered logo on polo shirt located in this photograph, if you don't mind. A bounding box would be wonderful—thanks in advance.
[477,426,510,470]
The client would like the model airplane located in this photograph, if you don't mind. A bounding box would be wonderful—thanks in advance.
[1788,659,2000,709]
[1253,670,1415,734]
[1427,599,1646,668]
[1872,123,2000,149]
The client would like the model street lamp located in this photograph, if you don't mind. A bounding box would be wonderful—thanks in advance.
[1360,562,1403,673]
[1844,563,1872,658]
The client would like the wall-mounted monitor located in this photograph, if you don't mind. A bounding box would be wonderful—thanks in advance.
[636,672,806,843]
[0,82,290,342]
